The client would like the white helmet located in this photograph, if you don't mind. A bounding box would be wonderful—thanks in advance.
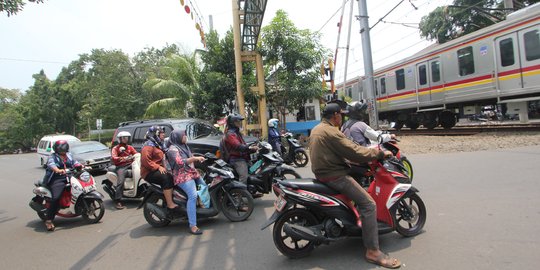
[116,131,132,143]
[268,118,279,128]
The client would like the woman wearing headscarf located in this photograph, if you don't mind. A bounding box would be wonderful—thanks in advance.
[166,129,206,235]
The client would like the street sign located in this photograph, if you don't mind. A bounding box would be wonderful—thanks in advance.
[96,119,102,130]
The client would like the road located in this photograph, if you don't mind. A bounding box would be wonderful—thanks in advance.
[1,146,539,270]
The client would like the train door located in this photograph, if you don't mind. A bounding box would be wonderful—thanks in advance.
[376,76,388,110]
[495,32,523,93]
[428,58,444,103]
[415,62,430,105]
[518,25,540,91]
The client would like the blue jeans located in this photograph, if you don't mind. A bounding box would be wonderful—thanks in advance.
[178,177,205,228]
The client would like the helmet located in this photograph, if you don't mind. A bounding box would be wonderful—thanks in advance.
[226,114,245,127]
[116,131,132,143]
[53,140,69,154]
[323,100,349,116]
[145,126,165,145]
[346,100,368,120]
[268,118,279,128]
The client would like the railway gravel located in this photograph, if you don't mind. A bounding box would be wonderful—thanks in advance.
[398,131,540,154]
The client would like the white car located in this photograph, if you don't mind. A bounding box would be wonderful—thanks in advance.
[37,134,80,168]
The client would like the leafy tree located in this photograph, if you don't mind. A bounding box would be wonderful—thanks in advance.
[0,0,44,17]
[193,30,242,121]
[420,0,540,44]
[260,10,329,127]
[143,53,199,119]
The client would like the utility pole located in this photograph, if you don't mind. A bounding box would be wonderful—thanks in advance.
[356,0,379,129]
[333,0,348,99]
[342,0,354,98]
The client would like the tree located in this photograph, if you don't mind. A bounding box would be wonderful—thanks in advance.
[0,87,21,151]
[193,30,242,121]
[143,53,199,119]
[419,0,540,44]
[260,10,329,128]
[0,0,44,17]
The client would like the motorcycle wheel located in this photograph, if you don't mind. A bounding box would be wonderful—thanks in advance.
[81,199,105,224]
[220,189,253,222]
[293,151,309,167]
[401,157,414,181]
[272,209,318,259]
[143,194,171,227]
[394,193,426,237]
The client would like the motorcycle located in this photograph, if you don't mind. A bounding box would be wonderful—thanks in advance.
[280,132,309,167]
[261,149,426,259]
[138,153,254,227]
[102,152,148,201]
[29,166,105,224]
[246,141,302,196]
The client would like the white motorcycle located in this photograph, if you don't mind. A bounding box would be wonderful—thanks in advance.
[102,153,148,200]
[29,167,105,223]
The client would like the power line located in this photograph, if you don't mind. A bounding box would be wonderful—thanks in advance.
[317,3,347,32]
[0,57,69,65]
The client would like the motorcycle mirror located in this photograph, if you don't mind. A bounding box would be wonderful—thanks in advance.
[389,122,396,128]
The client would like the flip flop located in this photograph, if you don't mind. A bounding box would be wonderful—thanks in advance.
[366,253,401,269]
[45,221,55,232]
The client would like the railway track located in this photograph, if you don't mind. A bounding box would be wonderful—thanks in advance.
[392,123,540,136]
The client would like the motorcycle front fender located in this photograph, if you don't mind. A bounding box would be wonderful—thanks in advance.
[81,190,105,200]
[224,180,247,191]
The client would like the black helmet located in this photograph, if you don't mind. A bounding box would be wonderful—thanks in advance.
[226,114,245,127]
[346,100,368,120]
[145,126,165,146]
[53,140,69,154]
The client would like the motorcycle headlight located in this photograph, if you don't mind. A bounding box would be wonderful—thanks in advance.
[79,171,91,182]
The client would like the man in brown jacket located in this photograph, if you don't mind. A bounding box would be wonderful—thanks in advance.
[310,102,401,269]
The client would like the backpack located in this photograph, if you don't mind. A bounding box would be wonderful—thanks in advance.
[219,137,230,162]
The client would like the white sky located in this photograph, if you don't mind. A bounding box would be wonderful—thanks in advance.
[0,0,452,91]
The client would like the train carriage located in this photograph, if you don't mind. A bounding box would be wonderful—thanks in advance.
[338,3,540,129]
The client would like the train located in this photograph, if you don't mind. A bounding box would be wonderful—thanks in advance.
[336,3,540,129]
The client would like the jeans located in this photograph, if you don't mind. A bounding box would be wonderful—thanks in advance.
[230,160,249,184]
[178,177,206,228]
[114,165,130,201]
[46,177,68,221]
[324,175,379,250]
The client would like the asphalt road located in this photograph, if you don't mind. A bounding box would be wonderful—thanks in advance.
[1,146,539,270]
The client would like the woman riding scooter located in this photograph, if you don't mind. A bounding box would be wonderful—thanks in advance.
[42,140,82,231]
[166,130,207,235]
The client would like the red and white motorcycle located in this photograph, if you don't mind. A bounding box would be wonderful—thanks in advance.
[29,166,105,224]
[262,149,426,258]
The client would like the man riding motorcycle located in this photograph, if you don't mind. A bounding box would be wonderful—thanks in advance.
[267,118,282,156]
[309,102,401,269]
[341,100,396,147]
[111,131,138,209]
[42,140,82,231]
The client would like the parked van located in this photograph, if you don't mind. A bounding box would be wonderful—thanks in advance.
[37,134,80,167]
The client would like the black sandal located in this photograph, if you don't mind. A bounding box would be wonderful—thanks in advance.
[190,227,203,235]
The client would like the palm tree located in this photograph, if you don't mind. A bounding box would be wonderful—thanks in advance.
[143,54,199,118]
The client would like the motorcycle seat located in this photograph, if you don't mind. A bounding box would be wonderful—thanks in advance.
[107,165,116,172]
[280,178,340,195]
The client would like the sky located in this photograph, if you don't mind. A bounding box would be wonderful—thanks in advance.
[0,0,453,91]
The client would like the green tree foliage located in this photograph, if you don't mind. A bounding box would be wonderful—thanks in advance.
[0,0,44,16]
[143,53,199,119]
[260,10,329,126]
[420,0,540,43]
[193,30,239,121]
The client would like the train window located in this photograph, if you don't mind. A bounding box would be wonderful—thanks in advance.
[499,38,515,66]
[395,69,405,90]
[381,78,386,94]
[374,79,378,96]
[418,65,427,85]
[457,46,475,76]
[524,30,540,61]
[431,61,441,82]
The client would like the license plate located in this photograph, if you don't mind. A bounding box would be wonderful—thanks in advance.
[274,195,287,212]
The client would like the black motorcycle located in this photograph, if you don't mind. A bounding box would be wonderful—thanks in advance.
[246,141,302,196]
[280,132,309,167]
[138,153,254,227]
